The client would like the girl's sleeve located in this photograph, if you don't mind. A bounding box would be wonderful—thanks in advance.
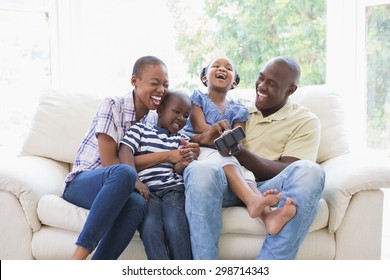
[190,89,204,108]
[232,104,249,124]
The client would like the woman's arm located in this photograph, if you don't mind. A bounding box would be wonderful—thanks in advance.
[97,133,120,167]
[118,144,150,200]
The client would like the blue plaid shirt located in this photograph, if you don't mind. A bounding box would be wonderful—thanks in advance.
[63,92,157,191]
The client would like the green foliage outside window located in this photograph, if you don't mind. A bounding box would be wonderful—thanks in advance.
[366,5,390,151]
[167,0,326,89]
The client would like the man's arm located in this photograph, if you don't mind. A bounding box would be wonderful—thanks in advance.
[234,144,299,181]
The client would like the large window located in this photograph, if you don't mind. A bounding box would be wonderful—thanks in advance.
[3,0,389,157]
[366,4,390,153]
[0,0,51,155]
[327,0,390,154]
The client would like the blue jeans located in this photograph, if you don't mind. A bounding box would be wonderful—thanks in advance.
[183,159,325,260]
[63,164,146,260]
[139,186,192,260]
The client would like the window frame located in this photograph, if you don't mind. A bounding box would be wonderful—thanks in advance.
[327,0,390,152]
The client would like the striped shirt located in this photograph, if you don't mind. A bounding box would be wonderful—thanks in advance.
[120,123,190,191]
[63,92,158,190]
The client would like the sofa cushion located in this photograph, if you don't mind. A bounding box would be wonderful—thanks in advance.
[20,89,102,164]
[291,85,350,163]
[37,194,88,233]
[321,153,390,232]
[38,194,329,237]
[221,198,329,235]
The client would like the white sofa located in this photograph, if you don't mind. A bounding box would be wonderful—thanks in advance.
[1,85,390,260]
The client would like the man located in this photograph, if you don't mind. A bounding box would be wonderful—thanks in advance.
[183,56,325,260]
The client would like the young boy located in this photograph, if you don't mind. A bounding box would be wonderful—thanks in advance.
[119,89,198,260]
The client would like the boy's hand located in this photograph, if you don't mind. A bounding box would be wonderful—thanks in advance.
[180,138,200,158]
[166,149,182,163]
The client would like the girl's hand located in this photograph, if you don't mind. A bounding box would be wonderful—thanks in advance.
[199,120,230,146]
[135,179,150,201]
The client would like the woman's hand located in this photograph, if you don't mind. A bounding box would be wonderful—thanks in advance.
[134,179,150,201]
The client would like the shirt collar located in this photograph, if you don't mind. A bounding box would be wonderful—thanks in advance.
[249,100,294,123]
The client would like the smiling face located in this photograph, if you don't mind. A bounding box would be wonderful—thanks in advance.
[132,63,169,111]
[157,91,191,133]
[202,57,237,92]
[255,58,299,117]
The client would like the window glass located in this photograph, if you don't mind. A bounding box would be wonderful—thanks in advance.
[0,8,50,154]
[366,4,390,153]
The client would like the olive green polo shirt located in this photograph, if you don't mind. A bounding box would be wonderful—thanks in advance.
[243,101,320,162]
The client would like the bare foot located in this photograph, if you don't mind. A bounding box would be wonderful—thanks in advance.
[261,198,297,235]
[247,189,283,218]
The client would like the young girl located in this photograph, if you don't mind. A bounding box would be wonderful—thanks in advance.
[62,56,171,260]
[183,57,296,235]
[119,89,197,260]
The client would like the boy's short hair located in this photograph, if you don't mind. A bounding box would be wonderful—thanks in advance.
[161,88,191,107]
[132,56,167,78]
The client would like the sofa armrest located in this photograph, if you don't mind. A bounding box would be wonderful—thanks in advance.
[320,153,390,232]
[0,156,69,232]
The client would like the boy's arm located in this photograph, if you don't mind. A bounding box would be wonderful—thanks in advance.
[134,150,182,171]
[174,161,187,174]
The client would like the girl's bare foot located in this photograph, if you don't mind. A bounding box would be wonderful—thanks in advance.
[261,198,297,235]
[247,189,283,218]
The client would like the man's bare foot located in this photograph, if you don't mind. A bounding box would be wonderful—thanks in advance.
[261,198,297,235]
[247,189,283,218]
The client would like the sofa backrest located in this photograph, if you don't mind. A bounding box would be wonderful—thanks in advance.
[290,84,350,163]
[20,89,103,164]
[20,85,350,165]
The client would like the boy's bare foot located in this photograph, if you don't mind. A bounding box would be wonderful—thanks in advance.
[247,189,283,218]
[261,198,297,235]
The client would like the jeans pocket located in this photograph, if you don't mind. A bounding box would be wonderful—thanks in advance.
[172,191,185,210]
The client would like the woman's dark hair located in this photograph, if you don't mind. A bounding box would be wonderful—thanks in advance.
[200,66,240,88]
[132,56,167,78]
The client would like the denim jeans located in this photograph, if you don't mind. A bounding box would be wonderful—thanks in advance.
[183,159,325,260]
[139,186,192,260]
[63,164,146,260]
